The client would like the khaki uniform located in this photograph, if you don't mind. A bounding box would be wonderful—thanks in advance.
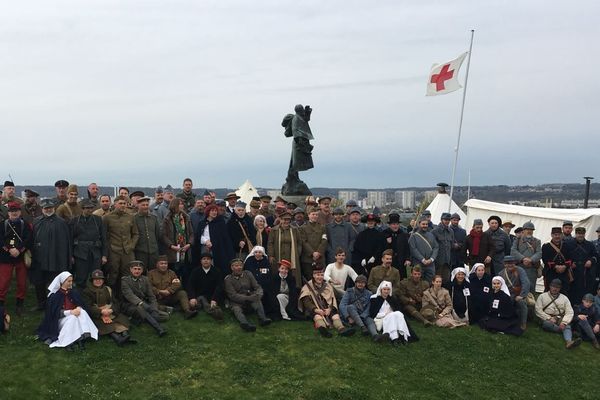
[82,284,130,335]
[55,201,82,222]
[148,268,190,312]
[103,210,139,287]
[398,278,431,324]
[93,208,111,217]
[367,265,402,295]
[299,222,328,280]
[317,210,333,226]
[134,212,161,270]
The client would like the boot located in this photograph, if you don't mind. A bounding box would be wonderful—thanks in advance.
[565,338,582,349]
[145,314,167,337]
[240,322,256,332]
[121,331,137,344]
[592,340,600,350]
[15,299,24,317]
[259,318,272,327]
[110,332,128,346]
[184,310,198,320]
[318,326,333,338]
[338,327,356,337]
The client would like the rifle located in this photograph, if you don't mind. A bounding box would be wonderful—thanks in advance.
[302,276,332,327]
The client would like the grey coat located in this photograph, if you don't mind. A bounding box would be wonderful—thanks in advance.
[224,270,263,307]
[120,275,159,314]
[498,266,531,298]
[326,221,353,264]
[408,229,439,266]
[511,235,542,265]
[431,223,454,266]
[487,228,512,274]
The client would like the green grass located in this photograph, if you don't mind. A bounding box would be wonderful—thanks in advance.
[0,291,598,400]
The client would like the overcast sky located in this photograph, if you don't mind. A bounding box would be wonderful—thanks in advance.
[1,1,598,189]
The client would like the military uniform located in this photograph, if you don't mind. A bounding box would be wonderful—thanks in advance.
[367,265,402,297]
[104,210,139,287]
[134,212,161,270]
[23,202,42,224]
[398,278,431,324]
[224,270,268,326]
[148,268,192,314]
[56,201,82,222]
[71,214,107,288]
[120,273,168,334]
[511,235,542,294]
[299,221,328,280]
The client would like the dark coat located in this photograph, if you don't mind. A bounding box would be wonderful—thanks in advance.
[266,272,299,317]
[541,241,572,294]
[186,265,224,304]
[0,218,33,264]
[36,288,86,343]
[450,224,467,268]
[448,280,470,319]
[465,230,495,267]
[227,214,256,255]
[568,239,598,305]
[194,215,234,275]
[82,283,130,335]
[352,227,385,274]
[479,290,523,336]
[71,214,107,261]
[382,227,410,279]
[468,272,492,324]
[32,214,72,273]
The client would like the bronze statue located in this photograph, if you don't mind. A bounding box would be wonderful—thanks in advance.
[281,104,314,195]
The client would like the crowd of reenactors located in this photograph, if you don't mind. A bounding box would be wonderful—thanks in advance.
[0,179,599,350]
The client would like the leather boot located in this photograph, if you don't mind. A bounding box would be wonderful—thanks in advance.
[145,314,167,337]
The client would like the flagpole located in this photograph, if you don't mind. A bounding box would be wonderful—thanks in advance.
[448,29,475,212]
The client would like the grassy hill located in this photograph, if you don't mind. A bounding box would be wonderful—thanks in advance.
[0,294,597,400]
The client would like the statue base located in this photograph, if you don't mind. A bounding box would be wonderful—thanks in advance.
[281,177,312,197]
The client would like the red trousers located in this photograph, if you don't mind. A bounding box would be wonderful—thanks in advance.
[0,260,28,302]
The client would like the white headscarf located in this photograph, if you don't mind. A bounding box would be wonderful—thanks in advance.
[371,280,392,298]
[450,267,470,283]
[469,263,485,275]
[492,276,510,296]
[245,245,268,262]
[47,271,73,297]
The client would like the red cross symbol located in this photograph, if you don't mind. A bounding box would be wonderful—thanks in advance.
[430,64,454,91]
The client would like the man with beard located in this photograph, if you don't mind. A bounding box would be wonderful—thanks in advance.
[431,212,455,282]
[103,196,139,290]
[190,198,206,234]
[1,181,23,207]
[31,199,72,310]
[316,196,333,226]
[93,194,112,217]
[71,199,107,288]
[408,217,439,283]
[149,255,197,319]
[86,183,100,210]
[227,201,256,260]
[450,213,466,269]
[486,215,512,275]
[22,189,42,224]
[382,212,411,279]
[339,275,377,337]
[134,197,161,271]
[52,180,69,206]
[542,227,573,294]
[0,202,33,316]
[176,178,196,213]
[299,265,355,338]
[326,207,352,265]
[569,227,598,306]
[56,184,82,222]
[367,250,402,299]
[352,213,384,276]
[511,221,542,295]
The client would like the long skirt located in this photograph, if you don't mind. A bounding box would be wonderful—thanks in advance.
[381,311,411,341]
[49,310,99,348]
[435,315,467,328]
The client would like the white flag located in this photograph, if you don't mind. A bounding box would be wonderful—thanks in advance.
[426,52,468,96]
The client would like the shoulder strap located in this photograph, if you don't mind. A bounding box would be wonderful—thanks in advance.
[414,232,433,251]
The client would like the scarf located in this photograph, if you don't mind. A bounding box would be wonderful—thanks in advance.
[469,229,482,256]
[255,229,264,246]
[173,213,187,246]
[278,226,297,270]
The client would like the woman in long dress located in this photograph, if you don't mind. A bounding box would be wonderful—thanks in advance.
[468,263,492,324]
[36,271,98,350]
[368,280,418,345]
[448,267,471,324]
[422,275,467,328]
[479,276,524,336]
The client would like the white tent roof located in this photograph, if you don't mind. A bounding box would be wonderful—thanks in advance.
[426,193,467,224]
[464,199,600,242]
[235,179,259,210]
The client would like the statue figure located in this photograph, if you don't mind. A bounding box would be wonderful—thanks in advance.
[281,104,314,195]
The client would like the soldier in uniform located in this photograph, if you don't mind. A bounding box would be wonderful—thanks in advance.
[85,183,100,210]
[227,201,256,260]
[1,181,23,207]
[56,184,82,222]
[316,196,333,226]
[148,255,197,319]
[291,207,305,228]
[176,178,196,213]
[257,194,274,225]
[542,227,573,294]
[562,221,575,245]
[326,207,352,265]
[344,200,358,222]
[299,207,328,280]
[569,227,598,306]
[71,199,107,288]
[511,221,542,295]
[103,195,139,290]
[408,217,439,283]
[150,186,168,223]
[22,189,42,224]
[0,202,33,316]
[93,194,112,217]
[431,212,455,283]
[31,199,72,310]
[267,211,302,286]
[134,196,161,271]
[224,258,272,332]
[367,249,402,299]
[52,179,69,206]
[120,260,168,336]
[397,266,432,326]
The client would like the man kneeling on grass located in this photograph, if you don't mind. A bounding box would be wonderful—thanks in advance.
[535,279,581,349]
[299,265,355,338]
[224,258,272,332]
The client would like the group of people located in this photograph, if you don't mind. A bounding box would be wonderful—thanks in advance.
[0,179,599,351]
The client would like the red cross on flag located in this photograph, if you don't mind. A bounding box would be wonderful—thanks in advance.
[426,52,468,96]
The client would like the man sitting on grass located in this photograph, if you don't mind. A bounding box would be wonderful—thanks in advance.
[186,252,225,321]
[535,279,581,349]
[339,274,378,338]
[299,265,355,338]
[148,255,197,319]
[224,258,272,332]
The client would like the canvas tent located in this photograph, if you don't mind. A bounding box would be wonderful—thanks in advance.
[235,179,259,211]
[425,192,467,224]
[464,199,600,242]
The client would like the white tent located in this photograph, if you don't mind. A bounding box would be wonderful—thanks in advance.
[426,193,467,224]
[235,179,259,211]
[464,199,600,242]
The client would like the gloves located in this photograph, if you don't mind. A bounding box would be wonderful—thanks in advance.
[368,256,375,264]
[361,259,366,267]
